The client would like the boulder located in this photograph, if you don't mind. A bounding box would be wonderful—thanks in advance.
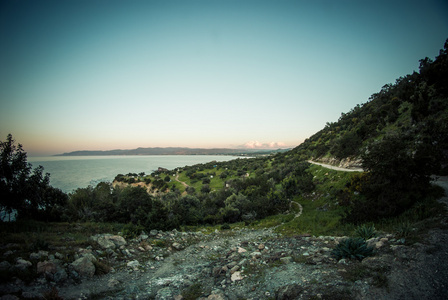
[0,261,11,272]
[15,259,32,270]
[127,260,140,270]
[71,256,95,277]
[37,261,58,274]
[92,234,127,250]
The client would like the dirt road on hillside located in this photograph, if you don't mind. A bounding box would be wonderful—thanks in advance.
[308,160,364,172]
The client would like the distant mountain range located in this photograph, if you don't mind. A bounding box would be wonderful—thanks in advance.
[55,147,291,156]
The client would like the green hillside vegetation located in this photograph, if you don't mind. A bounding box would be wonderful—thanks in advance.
[293,39,448,170]
[1,39,447,242]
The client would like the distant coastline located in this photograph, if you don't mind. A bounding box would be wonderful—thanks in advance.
[54,147,290,157]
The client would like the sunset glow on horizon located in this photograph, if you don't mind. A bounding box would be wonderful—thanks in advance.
[1,0,447,156]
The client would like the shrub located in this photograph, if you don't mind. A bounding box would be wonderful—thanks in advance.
[220,223,231,230]
[332,237,375,261]
[355,224,376,240]
[122,223,144,239]
[395,221,413,238]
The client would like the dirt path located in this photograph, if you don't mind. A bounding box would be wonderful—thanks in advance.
[174,173,189,188]
[308,160,364,172]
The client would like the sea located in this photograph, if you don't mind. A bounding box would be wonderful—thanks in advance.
[28,155,242,194]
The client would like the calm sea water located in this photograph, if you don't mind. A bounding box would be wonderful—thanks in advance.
[28,155,241,193]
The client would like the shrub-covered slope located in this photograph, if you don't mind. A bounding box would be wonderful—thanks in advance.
[292,39,448,173]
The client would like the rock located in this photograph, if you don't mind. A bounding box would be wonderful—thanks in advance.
[71,256,95,277]
[127,260,140,270]
[150,229,158,236]
[0,261,11,271]
[276,284,304,300]
[230,265,240,274]
[207,291,226,300]
[53,269,68,283]
[280,257,293,264]
[237,247,247,253]
[92,234,127,249]
[108,278,121,288]
[37,260,57,274]
[139,234,149,241]
[15,258,32,270]
[96,237,115,249]
[156,287,173,300]
[251,251,262,259]
[231,271,244,282]
[258,243,265,250]
[29,250,48,260]
[172,242,183,250]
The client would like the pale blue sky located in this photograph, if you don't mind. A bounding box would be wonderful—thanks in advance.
[1,0,447,155]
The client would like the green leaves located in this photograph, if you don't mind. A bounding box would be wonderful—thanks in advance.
[332,237,375,261]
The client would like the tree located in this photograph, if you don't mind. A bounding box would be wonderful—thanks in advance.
[0,134,67,221]
[345,133,438,222]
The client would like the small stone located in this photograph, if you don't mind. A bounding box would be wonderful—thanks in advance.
[280,257,293,264]
[230,265,240,274]
[108,278,120,288]
[258,243,265,250]
[231,271,244,282]
[127,260,140,270]
[251,251,262,259]
[237,247,247,253]
[172,242,183,250]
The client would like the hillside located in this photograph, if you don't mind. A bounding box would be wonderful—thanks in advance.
[291,39,448,173]
[55,147,289,157]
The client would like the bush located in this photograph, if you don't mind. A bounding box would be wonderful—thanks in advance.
[220,223,231,230]
[332,237,375,261]
[355,224,376,240]
[122,223,144,239]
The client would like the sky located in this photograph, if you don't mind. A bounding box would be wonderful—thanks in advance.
[1,0,447,156]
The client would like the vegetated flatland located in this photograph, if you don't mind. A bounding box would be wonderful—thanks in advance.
[1,166,447,299]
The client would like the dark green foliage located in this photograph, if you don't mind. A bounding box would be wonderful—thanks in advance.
[220,223,231,230]
[122,223,144,239]
[181,283,204,300]
[355,224,376,240]
[344,131,439,222]
[292,39,448,174]
[332,237,375,261]
[0,134,68,221]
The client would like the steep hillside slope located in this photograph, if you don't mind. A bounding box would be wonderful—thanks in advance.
[292,39,448,173]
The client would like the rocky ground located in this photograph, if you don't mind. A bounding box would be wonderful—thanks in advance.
[1,178,447,300]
